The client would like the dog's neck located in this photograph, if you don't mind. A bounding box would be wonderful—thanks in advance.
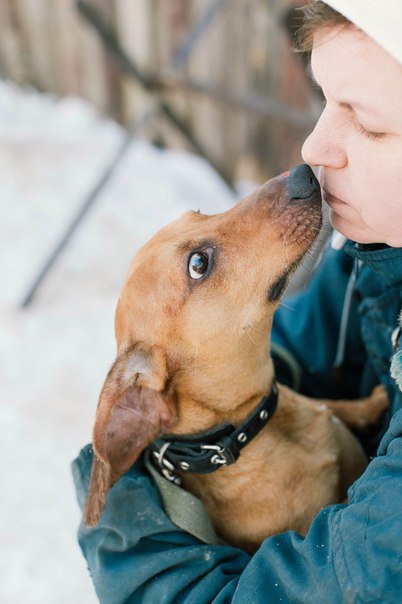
[150,380,278,481]
[171,356,276,436]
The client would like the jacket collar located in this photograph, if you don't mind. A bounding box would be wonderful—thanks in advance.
[344,241,402,288]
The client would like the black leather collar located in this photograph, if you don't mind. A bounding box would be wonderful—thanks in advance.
[149,381,278,485]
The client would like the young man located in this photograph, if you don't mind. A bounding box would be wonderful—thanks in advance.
[73,2,402,601]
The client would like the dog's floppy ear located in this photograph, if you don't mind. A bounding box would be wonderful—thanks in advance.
[84,344,175,527]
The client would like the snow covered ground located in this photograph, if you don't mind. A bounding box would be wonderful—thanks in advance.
[0,80,237,604]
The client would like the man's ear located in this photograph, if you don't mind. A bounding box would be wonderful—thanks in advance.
[84,344,175,527]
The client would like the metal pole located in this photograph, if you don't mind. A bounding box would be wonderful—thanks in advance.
[20,0,230,308]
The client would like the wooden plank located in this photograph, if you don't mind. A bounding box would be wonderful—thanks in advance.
[0,0,26,83]
[0,0,315,184]
[113,0,155,124]
[14,0,56,91]
[153,0,192,151]
[185,0,228,172]
[76,0,111,115]
[51,0,82,96]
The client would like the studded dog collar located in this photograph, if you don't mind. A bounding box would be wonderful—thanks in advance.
[149,381,278,485]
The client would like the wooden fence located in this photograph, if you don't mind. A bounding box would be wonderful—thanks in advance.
[0,0,317,183]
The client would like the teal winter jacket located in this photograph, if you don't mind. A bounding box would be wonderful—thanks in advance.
[72,241,402,604]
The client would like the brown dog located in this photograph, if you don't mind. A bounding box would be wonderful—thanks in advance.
[84,164,387,553]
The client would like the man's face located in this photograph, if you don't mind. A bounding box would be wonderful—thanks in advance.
[302,26,402,247]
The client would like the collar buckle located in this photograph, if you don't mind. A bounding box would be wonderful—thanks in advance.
[201,444,228,465]
[152,444,182,485]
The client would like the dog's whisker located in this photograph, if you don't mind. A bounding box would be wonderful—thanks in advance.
[163,243,182,249]
[247,324,262,338]
[194,343,199,376]
[279,301,298,312]
[246,328,257,345]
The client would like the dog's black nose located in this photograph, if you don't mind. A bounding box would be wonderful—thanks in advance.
[287,164,319,200]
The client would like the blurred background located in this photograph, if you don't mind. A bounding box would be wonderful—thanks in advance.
[0,1,322,602]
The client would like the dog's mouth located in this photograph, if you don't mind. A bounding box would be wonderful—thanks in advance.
[267,270,290,302]
[261,166,322,303]
[266,254,306,303]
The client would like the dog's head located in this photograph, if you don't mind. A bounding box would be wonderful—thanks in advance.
[84,164,322,526]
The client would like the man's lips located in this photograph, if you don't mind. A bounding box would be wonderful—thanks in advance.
[322,188,348,207]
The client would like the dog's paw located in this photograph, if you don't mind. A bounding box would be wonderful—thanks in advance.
[357,384,389,429]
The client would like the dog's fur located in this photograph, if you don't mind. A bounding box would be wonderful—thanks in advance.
[84,171,387,553]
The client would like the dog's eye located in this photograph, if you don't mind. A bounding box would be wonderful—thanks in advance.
[188,252,210,279]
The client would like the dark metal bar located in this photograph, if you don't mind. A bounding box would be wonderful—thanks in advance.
[77,0,153,87]
[154,73,318,129]
[169,0,230,69]
[20,105,158,308]
[20,0,230,307]
[78,0,315,129]
[76,0,232,185]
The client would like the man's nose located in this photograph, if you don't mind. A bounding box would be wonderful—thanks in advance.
[301,110,347,168]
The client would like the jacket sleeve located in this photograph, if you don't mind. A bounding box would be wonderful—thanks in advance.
[72,409,402,604]
[271,246,367,399]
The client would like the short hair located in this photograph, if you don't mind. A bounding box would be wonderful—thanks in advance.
[295,1,351,53]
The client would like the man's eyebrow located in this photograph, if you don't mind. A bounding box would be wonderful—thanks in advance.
[338,100,377,118]
[309,77,377,118]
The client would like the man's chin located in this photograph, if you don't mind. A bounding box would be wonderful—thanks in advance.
[329,211,402,247]
[329,211,374,245]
